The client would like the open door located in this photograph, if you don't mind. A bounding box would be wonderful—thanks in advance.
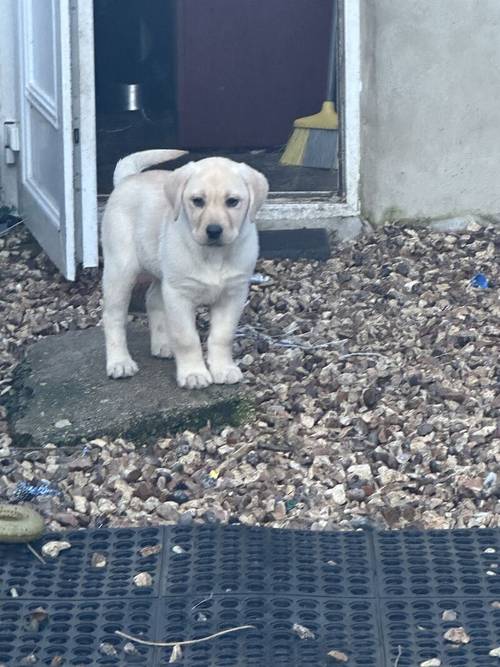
[17,0,98,280]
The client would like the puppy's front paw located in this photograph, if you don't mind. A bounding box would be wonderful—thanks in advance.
[209,363,243,385]
[107,357,139,379]
[177,366,212,390]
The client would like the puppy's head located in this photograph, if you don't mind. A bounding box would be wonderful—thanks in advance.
[165,157,269,246]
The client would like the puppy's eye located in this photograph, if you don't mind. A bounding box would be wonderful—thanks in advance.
[226,197,240,208]
[191,197,205,208]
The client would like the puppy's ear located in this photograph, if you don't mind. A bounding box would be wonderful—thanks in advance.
[164,162,197,220]
[238,164,269,222]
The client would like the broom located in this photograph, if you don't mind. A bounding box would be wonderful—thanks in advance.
[280,0,338,169]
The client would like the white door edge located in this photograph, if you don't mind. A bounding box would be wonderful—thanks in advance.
[59,0,76,280]
[74,0,98,268]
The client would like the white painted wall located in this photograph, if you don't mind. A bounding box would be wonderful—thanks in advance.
[0,0,19,210]
[360,0,500,224]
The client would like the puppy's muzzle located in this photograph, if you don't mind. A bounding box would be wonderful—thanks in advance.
[206,224,223,242]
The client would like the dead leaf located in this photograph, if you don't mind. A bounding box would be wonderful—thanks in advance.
[441,610,457,622]
[194,612,208,623]
[91,552,107,568]
[172,545,186,554]
[27,607,48,632]
[169,644,183,662]
[99,642,117,656]
[139,544,162,558]
[133,572,152,587]
[328,649,348,662]
[292,623,315,640]
[42,540,71,559]
[123,642,138,655]
[443,627,470,644]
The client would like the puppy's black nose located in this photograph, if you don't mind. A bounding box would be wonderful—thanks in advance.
[206,224,223,240]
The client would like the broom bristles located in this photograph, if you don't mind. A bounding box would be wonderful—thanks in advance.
[302,128,338,169]
[281,101,339,168]
[280,127,309,166]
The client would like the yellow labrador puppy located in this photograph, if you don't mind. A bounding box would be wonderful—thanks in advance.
[101,149,269,389]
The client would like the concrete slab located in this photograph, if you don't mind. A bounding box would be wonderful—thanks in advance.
[8,326,248,447]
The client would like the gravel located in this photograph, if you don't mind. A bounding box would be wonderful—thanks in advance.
[0,222,499,533]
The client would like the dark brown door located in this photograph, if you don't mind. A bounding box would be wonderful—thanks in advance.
[176,0,334,149]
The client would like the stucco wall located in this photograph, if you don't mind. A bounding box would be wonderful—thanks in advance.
[359,0,500,224]
[0,0,18,209]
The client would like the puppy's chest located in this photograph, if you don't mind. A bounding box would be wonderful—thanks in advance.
[177,269,244,305]
[189,278,224,305]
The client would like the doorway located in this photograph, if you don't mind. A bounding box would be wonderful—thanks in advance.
[94,0,341,197]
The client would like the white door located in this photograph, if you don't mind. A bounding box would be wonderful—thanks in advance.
[17,0,98,281]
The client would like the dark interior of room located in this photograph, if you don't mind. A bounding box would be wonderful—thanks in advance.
[94,0,339,195]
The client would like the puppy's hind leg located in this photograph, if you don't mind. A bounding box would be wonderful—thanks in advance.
[102,261,140,378]
[146,280,173,358]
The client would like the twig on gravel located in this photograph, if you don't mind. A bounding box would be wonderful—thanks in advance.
[115,625,255,647]
[213,443,254,477]
[27,543,46,565]
[191,593,214,610]
[208,442,257,482]
[393,645,403,666]
[235,324,347,351]
[338,352,387,360]
[237,324,388,357]
[276,340,342,351]
[0,219,24,238]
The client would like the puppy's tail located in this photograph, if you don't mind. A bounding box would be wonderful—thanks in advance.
[113,149,188,187]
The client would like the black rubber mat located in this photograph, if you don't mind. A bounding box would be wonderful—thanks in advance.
[1,525,500,666]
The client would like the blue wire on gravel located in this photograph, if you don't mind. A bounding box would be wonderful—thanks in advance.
[14,481,61,501]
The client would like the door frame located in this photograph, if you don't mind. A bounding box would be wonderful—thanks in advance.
[96,0,361,227]
[256,0,360,225]
[72,0,98,268]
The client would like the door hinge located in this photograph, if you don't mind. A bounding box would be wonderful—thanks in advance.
[73,128,80,145]
[4,121,20,165]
